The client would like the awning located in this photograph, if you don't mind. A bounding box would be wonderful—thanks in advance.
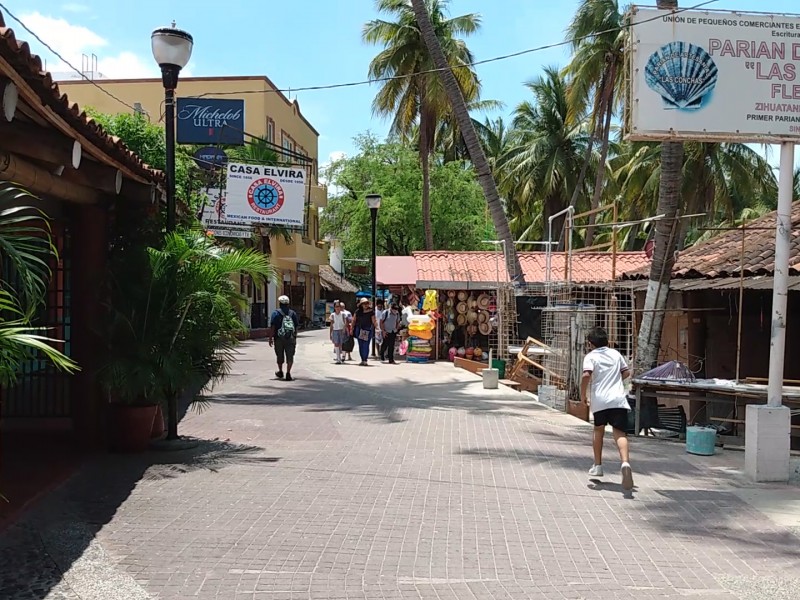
[376,256,417,287]
[628,275,800,292]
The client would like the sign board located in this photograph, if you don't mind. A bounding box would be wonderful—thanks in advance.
[176,98,244,145]
[224,162,307,227]
[200,188,252,239]
[628,8,800,142]
[193,146,228,170]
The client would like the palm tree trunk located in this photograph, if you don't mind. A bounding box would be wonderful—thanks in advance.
[635,0,684,373]
[409,0,525,283]
[419,110,435,250]
[585,62,616,247]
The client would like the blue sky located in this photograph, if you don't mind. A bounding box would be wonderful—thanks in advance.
[6,0,800,165]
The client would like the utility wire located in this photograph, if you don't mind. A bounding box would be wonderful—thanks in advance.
[1,0,720,112]
[0,1,139,113]
[189,0,721,98]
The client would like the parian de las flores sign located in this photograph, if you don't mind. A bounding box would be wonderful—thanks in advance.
[224,162,307,227]
[200,189,252,239]
[628,7,800,142]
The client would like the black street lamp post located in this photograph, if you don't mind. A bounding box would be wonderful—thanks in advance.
[151,23,193,440]
[151,23,193,234]
[366,194,381,358]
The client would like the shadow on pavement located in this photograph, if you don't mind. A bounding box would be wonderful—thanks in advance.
[209,375,548,424]
[0,436,280,598]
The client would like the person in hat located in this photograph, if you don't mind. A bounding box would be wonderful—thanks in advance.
[581,327,634,490]
[269,295,299,381]
[352,298,377,366]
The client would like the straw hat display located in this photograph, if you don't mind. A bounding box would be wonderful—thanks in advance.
[456,313,467,326]
[467,324,478,335]
[479,321,491,335]
[467,310,478,323]
[477,294,490,309]
[457,291,467,301]
[445,298,453,308]
[456,302,468,314]
[445,322,455,333]
[447,290,456,298]
[468,296,478,309]
[477,311,488,324]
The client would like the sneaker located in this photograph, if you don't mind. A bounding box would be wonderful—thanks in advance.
[275,371,284,379]
[285,373,293,382]
[588,464,604,477]
[621,462,634,490]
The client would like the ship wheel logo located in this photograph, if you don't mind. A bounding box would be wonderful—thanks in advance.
[247,178,284,216]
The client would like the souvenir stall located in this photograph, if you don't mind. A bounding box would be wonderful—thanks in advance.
[439,290,497,364]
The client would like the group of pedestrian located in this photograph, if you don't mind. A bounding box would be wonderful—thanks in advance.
[268,294,634,490]
[329,298,402,366]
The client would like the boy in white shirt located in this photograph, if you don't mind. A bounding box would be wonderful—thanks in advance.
[580,327,634,490]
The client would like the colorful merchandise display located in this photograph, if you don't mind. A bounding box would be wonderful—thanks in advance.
[407,314,435,363]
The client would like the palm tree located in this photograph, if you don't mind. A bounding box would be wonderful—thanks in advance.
[103,228,277,439]
[364,0,481,250]
[0,183,78,387]
[564,0,628,245]
[500,68,593,243]
[407,0,525,280]
[435,98,504,163]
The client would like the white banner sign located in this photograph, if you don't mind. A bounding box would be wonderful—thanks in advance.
[200,188,252,239]
[629,8,800,142]
[224,162,307,227]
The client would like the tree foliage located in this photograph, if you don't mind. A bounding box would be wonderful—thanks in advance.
[321,133,493,259]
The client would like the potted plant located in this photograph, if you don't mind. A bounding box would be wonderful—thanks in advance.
[100,227,275,450]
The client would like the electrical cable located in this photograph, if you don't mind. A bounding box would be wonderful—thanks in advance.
[187,0,721,98]
[0,1,140,113]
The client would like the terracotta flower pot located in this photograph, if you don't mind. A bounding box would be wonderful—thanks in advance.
[567,400,590,422]
[150,404,165,439]
[109,404,158,453]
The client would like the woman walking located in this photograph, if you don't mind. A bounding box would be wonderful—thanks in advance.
[352,298,377,366]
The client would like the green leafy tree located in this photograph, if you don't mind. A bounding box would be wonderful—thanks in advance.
[321,133,493,259]
[364,0,482,250]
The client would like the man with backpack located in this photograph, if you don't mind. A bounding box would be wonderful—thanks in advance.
[269,295,299,381]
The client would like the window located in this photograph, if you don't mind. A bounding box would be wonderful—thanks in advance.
[266,118,275,144]
[281,132,291,160]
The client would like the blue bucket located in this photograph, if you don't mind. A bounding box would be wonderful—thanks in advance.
[686,426,716,456]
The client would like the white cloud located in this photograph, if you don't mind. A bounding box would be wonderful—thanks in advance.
[20,11,157,79]
[328,150,346,163]
[61,3,89,13]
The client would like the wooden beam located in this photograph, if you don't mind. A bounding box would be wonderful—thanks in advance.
[121,179,160,204]
[63,159,122,195]
[0,120,82,169]
[0,53,153,184]
[1,79,17,122]
[0,151,102,204]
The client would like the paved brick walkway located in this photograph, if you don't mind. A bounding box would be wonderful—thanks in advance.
[2,330,800,599]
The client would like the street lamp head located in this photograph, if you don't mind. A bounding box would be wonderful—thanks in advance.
[151,25,193,89]
[365,193,382,210]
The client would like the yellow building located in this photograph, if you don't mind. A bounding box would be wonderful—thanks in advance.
[58,75,329,327]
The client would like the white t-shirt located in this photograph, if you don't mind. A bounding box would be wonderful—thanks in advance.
[582,347,630,413]
[330,311,347,331]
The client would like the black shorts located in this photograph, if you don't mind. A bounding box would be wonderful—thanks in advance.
[593,408,629,432]
[274,336,297,363]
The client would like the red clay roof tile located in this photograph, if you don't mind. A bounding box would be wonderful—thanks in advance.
[0,12,163,184]
[624,201,800,280]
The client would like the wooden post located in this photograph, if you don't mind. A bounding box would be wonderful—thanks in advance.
[0,152,102,204]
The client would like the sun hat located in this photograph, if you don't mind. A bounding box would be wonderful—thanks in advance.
[358,298,369,305]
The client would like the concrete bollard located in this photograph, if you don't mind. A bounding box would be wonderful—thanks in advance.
[482,368,499,389]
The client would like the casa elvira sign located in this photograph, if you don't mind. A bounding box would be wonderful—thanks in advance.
[176,98,244,145]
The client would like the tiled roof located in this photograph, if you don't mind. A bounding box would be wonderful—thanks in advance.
[319,265,359,293]
[413,251,651,285]
[376,256,418,286]
[624,201,800,280]
[0,12,163,184]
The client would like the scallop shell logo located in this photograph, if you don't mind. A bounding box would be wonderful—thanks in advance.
[645,41,718,111]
